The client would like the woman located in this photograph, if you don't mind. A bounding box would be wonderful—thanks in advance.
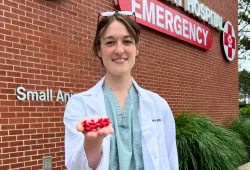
[64,11,178,170]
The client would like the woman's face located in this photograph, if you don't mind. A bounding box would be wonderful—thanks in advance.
[98,20,139,77]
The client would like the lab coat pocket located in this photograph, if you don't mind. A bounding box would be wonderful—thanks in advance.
[159,153,170,170]
[152,121,168,155]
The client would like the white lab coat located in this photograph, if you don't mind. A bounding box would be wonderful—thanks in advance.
[64,77,179,170]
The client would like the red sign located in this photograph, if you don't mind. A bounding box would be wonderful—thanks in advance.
[221,21,236,62]
[115,0,212,50]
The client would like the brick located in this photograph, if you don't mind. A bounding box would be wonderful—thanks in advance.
[20,39,33,46]
[10,141,23,147]
[26,1,39,9]
[24,140,37,145]
[1,100,15,106]
[7,83,20,89]
[4,11,18,20]
[12,19,25,27]
[23,107,36,112]
[2,136,17,142]
[26,12,38,20]
[38,149,49,155]
[6,47,20,54]
[16,124,30,129]
[31,154,43,160]
[28,68,40,74]
[18,156,31,162]
[23,118,37,123]
[0,39,12,47]
[18,146,31,151]
[30,123,42,128]
[25,160,37,167]
[15,78,28,84]
[0,165,10,169]
[13,44,26,50]
[7,71,21,77]
[7,94,18,100]
[9,130,23,135]
[0,16,11,23]
[34,63,46,69]
[0,58,5,65]
[11,8,25,16]
[21,62,34,68]
[0,70,6,76]
[31,134,43,139]
[9,118,24,123]
[5,23,19,31]
[6,36,20,44]
[33,19,45,27]
[10,152,24,158]
[10,162,24,169]
[20,27,33,35]
[27,35,40,42]
[19,4,32,12]
[16,102,30,107]
[25,150,37,156]
[37,138,48,144]
[0,4,10,11]
[0,141,9,148]
[1,87,14,94]
[14,66,28,72]
[1,124,15,130]
[17,135,30,140]
[0,153,10,159]
[31,144,43,150]
[44,143,55,148]
[0,130,8,136]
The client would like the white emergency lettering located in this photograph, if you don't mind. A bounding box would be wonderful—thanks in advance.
[132,0,209,46]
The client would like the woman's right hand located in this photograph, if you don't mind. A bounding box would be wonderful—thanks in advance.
[76,116,114,142]
[76,116,114,169]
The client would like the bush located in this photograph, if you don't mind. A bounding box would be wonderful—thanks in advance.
[240,105,250,118]
[175,112,248,170]
[229,117,250,163]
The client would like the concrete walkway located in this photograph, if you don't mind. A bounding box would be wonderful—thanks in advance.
[238,162,250,170]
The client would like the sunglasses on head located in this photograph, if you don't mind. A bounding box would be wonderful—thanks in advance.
[97,10,136,24]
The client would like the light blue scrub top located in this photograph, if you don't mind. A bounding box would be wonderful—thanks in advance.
[103,84,144,170]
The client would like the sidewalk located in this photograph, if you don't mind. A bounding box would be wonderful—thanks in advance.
[239,162,250,170]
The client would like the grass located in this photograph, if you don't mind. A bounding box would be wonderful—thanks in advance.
[239,105,250,118]
[229,117,250,163]
[175,112,248,170]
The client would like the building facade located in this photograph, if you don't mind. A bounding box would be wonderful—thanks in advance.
[0,0,237,169]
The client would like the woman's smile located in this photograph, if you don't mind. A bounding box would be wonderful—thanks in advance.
[112,57,128,63]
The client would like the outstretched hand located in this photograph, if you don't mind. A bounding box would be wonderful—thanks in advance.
[76,116,114,141]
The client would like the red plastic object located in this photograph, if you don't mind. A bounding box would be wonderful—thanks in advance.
[81,118,110,132]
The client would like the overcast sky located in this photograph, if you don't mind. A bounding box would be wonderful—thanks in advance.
[239,59,250,71]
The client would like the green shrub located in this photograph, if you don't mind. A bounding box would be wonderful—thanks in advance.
[239,105,250,118]
[175,112,248,170]
[229,117,250,162]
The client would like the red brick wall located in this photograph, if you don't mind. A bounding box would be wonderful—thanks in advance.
[0,0,238,169]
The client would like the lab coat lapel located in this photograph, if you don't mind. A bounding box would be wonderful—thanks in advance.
[132,79,160,169]
[85,77,107,117]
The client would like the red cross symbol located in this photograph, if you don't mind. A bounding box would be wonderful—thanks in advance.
[223,24,235,58]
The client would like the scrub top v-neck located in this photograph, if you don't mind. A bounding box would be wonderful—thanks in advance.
[102,84,144,170]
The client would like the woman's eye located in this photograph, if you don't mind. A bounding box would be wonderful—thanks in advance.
[123,40,133,45]
[105,41,115,46]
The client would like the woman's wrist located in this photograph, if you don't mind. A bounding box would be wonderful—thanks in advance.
[84,138,103,169]
[84,138,103,154]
